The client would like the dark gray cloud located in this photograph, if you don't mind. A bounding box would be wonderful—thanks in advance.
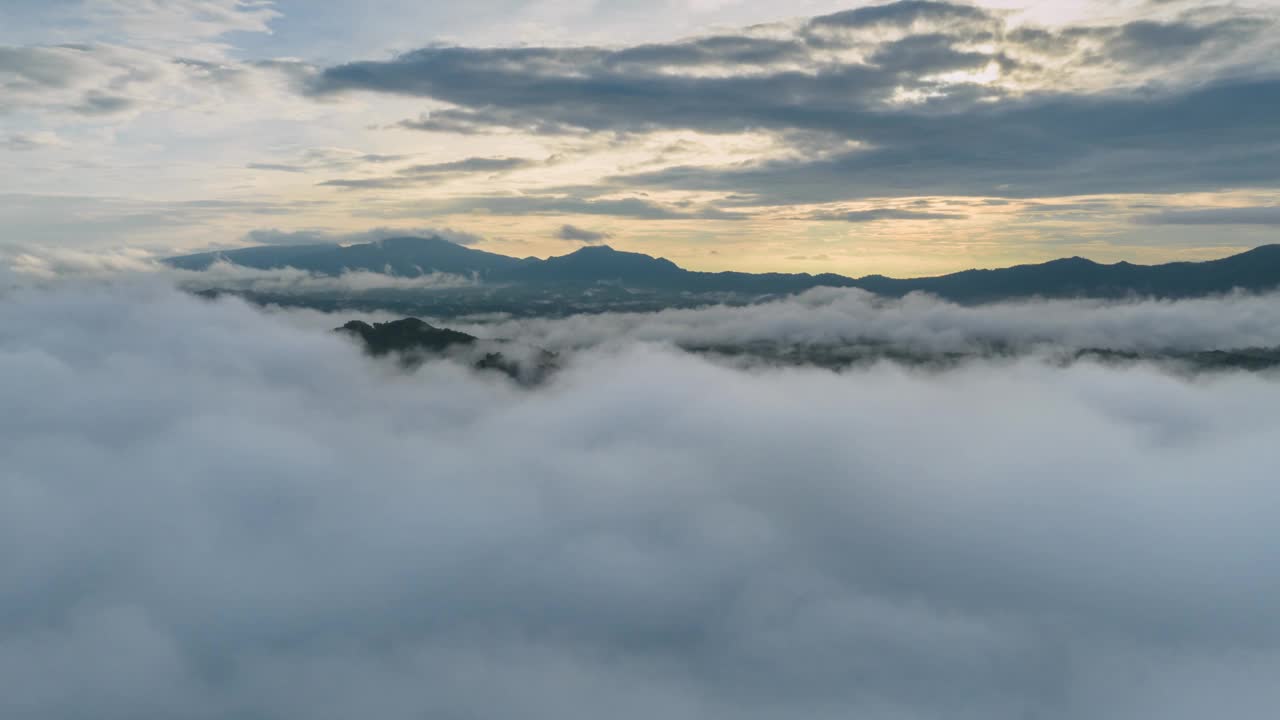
[867,32,1018,76]
[396,107,588,136]
[433,195,746,220]
[556,224,613,242]
[173,57,251,86]
[1135,206,1280,226]
[6,282,1280,719]
[1020,200,1116,214]
[305,2,1280,202]
[1101,18,1264,66]
[809,208,966,222]
[608,35,809,68]
[608,77,1280,202]
[0,44,135,116]
[0,41,291,119]
[321,156,538,190]
[244,226,483,246]
[400,156,535,175]
[312,45,900,137]
[247,162,308,172]
[248,150,409,174]
[1002,16,1267,67]
[317,177,412,189]
[1,132,63,151]
[0,45,85,92]
[805,0,996,31]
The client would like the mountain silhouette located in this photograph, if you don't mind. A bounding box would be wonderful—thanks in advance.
[337,318,478,355]
[496,245,684,285]
[169,236,1280,302]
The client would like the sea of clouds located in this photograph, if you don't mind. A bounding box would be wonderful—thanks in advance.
[3,275,1280,719]
[0,245,476,294]
[449,286,1280,355]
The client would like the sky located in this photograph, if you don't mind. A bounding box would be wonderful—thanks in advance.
[3,0,1280,276]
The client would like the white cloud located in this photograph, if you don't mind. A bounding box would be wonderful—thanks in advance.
[3,245,157,278]
[244,226,483,246]
[178,260,478,293]
[1,131,68,151]
[3,279,1280,718]
[86,0,280,44]
[0,245,476,293]
[458,286,1280,353]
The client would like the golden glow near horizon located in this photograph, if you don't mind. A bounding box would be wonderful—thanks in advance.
[3,0,1280,277]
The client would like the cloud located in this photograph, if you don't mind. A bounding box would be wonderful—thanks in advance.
[396,107,588,136]
[0,44,138,115]
[174,261,477,294]
[0,131,66,151]
[5,280,1280,718]
[867,32,1019,77]
[430,195,747,220]
[805,0,997,31]
[1102,18,1265,67]
[320,156,538,190]
[808,208,966,222]
[0,245,156,279]
[246,162,307,173]
[247,148,411,175]
[556,224,613,243]
[243,227,484,247]
[398,157,534,175]
[0,45,94,95]
[0,40,300,121]
[305,3,1280,202]
[1135,206,1280,226]
[71,89,135,115]
[87,0,280,41]
[454,287,1280,355]
[607,76,1280,203]
[0,243,479,294]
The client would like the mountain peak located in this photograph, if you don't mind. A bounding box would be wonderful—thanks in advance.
[545,244,673,266]
[496,243,682,285]
[1043,256,1098,267]
[337,317,476,355]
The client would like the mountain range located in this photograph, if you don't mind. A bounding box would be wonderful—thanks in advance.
[168,236,1280,303]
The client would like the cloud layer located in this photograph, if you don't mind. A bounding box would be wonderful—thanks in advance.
[458,286,1280,354]
[4,280,1280,718]
[311,1,1280,202]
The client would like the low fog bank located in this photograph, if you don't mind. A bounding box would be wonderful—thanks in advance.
[177,261,477,294]
[454,287,1280,355]
[0,245,476,294]
[3,282,1280,719]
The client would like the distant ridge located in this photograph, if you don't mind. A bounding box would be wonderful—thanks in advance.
[167,237,1280,303]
